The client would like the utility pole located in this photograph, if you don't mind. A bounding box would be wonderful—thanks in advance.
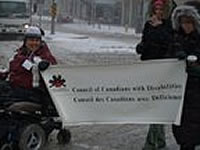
[135,0,144,33]
[50,0,57,34]
[91,0,96,28]
[38,0,43,27]
[128,0,133,27]
[30,0,33,25]
[121,0,125,25]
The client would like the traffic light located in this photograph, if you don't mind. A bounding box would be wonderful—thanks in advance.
[50,2,57,17]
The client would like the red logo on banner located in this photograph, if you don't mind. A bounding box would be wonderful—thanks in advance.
[49,75,66,88]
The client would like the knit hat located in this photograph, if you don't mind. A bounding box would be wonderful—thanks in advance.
[147,0,176,20]
[25,26,42,39]
[171,1,200,33]
[154,0,165,8]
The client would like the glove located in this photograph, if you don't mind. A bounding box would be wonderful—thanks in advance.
[176,51,187,60]
[136,42,144,54]
[38,60,50,71]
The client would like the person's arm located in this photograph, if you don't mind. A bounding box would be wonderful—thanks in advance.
[170,33,187,59]
[136,22,150,55]
[33,42,57,71]
[39,42,57,65]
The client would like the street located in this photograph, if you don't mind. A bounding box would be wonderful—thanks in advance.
[45,124,178,150]
[0,21,180,150]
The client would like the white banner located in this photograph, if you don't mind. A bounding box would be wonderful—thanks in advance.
[41,59,187,126]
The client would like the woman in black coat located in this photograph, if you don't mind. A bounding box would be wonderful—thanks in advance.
[136,1,174,150]
[171,3,200,150]
[136,0,173,60]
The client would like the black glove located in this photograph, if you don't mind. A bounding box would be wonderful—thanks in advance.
[176,51,187,60]
[38,60,50,71]
[136,42,144,54]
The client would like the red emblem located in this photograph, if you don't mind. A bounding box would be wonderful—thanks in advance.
[49,75,66,88]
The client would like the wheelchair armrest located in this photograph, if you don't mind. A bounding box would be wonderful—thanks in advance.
[7,102,42,113]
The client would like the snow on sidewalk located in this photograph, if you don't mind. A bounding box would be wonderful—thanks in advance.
[61,19,141,38]
[44,31,138,54]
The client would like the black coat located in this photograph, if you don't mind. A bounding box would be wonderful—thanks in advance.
[172,30,200,146]
[136,19,173,60]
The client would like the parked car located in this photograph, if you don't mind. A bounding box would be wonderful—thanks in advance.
[57,13,73,23]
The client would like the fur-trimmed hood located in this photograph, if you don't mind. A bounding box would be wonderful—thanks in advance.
[171,4,200,33]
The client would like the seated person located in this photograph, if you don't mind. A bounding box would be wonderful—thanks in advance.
[0,26,57,109]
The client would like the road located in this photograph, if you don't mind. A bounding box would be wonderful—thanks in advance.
[38,17,140,44]
[45,124,178,150]
[0,20,180,150]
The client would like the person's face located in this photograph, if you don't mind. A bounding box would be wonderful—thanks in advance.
[154,5,164,19]
[180,17,195,34]
[25,38,41,52]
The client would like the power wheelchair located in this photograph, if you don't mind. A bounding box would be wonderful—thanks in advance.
[0,80,71,150]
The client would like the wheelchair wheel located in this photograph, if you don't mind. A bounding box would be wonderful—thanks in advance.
[18,124,46,150]
[57,129,71,145]
[0,144,12,150]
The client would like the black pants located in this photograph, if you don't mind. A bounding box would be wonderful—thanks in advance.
[0,80,49,105]
[180,145,195,150]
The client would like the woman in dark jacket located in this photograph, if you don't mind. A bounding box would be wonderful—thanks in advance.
[171,3,200,150]
[136,0,173,61]
[137,1,174,150]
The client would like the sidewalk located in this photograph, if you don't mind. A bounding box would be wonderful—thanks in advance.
[62,19,141,37]
[32,15,142,39]
[44,124,179,150]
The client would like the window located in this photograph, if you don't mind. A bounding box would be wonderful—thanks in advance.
[0,2,26,14]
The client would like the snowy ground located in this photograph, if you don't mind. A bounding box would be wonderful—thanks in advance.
[60,19,141,37]
[0,30,138,66]
[45,31,137,53]
[45,124,178,150]
[43,30,139,65]
[33,15,141,37]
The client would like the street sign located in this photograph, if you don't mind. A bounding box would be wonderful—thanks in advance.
[50,2,57,17]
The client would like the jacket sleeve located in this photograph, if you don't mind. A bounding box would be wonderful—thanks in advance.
[136,22,149,55]
[38,42,57,65]
[168,33,186,58]
[186,64,200,78]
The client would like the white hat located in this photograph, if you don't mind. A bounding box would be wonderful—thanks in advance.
[171,2,200,34]
[25,26,41,38]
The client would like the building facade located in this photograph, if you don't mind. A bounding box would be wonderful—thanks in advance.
[35,0,198,32]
